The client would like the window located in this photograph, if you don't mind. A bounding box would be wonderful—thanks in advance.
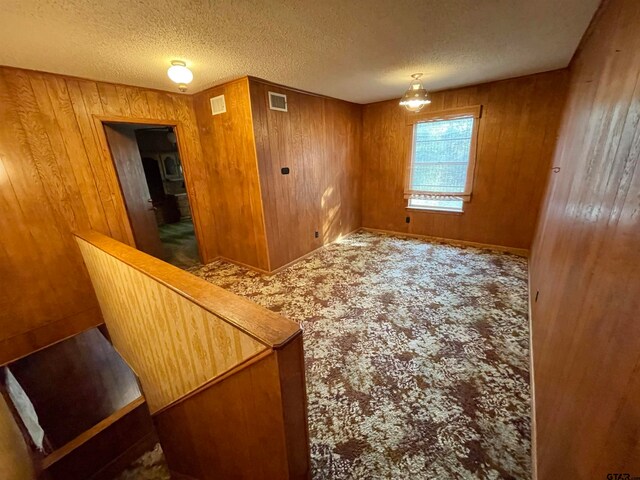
[405,106,480,212]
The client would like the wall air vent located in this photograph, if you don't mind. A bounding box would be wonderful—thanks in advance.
[210,94,226,115]
[268,92,288,112]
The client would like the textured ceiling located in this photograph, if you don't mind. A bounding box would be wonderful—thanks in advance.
[0,0,599,103]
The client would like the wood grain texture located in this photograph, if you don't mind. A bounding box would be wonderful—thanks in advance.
[103,124,164,259]
[75,230,299,347]
[8,328,141,450]
[76,237,265,412]
[0,66,216,363]
[2,328,155,480]
[75,231,301,412]
[250,78,362,270]
[193,78,270,271]
[362,227,529,257]
[40,398,146,466]
[361,70,569,250]
[43,399,154,480]
[529,0,640,477]
[0,69,101,357]
[155,335,310,480]
[0,308,101,366]
[0,394,35,480]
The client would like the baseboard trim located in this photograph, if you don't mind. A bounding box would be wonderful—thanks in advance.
[267,227,362,274]
[213,228,362,275]
[215,256,272,275]
[361,227,529,257]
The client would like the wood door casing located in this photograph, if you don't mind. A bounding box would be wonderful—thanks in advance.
[103,124,164,259]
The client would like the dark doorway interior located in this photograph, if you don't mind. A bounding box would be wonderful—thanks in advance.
[105,123,200,269]
[135,126,200,269]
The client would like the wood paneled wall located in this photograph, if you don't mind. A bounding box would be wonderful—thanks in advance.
[530,0,640,477]
[0,394,34,480]
[75,231,295,412]
[361,70,568,250]
[9,328,142,449]
[194,77,362,272]
[76,230,308,478]
[156,335,310,479]
[250,79,362,270]
[193,78,270,271]
[0,67,216,364]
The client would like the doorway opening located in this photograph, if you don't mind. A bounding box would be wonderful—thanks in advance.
[103,122,201,269]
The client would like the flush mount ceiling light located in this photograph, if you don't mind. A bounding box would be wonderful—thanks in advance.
[167,60,193,92]
[399,73,431,112]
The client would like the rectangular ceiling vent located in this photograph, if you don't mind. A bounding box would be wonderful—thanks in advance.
[268,92,288,112]
[210,94,226,115]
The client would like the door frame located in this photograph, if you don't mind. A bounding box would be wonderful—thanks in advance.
[93,115,204,264]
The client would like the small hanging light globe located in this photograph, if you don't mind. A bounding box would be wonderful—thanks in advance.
[167,60,193,92]
[399,73,431,112]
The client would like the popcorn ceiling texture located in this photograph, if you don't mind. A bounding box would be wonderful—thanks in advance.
[0,0,598,103]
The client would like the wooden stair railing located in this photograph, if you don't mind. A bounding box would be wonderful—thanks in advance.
[74,231,310,480]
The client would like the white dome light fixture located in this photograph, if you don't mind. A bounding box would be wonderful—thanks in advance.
[399,73,431,112]
[167,60,193,92]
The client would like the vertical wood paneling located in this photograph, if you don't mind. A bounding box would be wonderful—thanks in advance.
[169,94,214,263]
[0,394,34,479]
[250,79,362,270]
[0,66,216,363]
[361,70,569,249]
[76,237,266,412]
[70,78,128,240]
[0,68,96,345]
[193,78,270,271]
[155,335,309,479]
[530,0,640,477]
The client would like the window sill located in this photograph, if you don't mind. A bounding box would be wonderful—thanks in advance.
[405,206,464,215]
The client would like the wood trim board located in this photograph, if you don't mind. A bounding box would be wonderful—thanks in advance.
[75,231,302,413]
[92,114,207,264]
[75,230,299,348]
[361,227,529,257]
[155,335,310,480]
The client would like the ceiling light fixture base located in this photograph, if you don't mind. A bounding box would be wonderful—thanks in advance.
[167,60,194,92]
[399,73,431,112]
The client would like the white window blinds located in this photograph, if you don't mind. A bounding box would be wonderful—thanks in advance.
[404,106,480,203]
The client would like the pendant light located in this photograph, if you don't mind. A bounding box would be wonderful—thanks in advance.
[399,73,431,112]
[167,60,193,92]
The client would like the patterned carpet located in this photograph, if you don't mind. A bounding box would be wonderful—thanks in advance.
[191,231,531,479]
[114,444,170,480]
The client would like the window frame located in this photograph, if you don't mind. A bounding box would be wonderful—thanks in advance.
[404,105,482,211]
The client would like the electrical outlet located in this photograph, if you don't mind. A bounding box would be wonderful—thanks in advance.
[281,167,290,175]
[314,231,319,238]
[405,216,411,223]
